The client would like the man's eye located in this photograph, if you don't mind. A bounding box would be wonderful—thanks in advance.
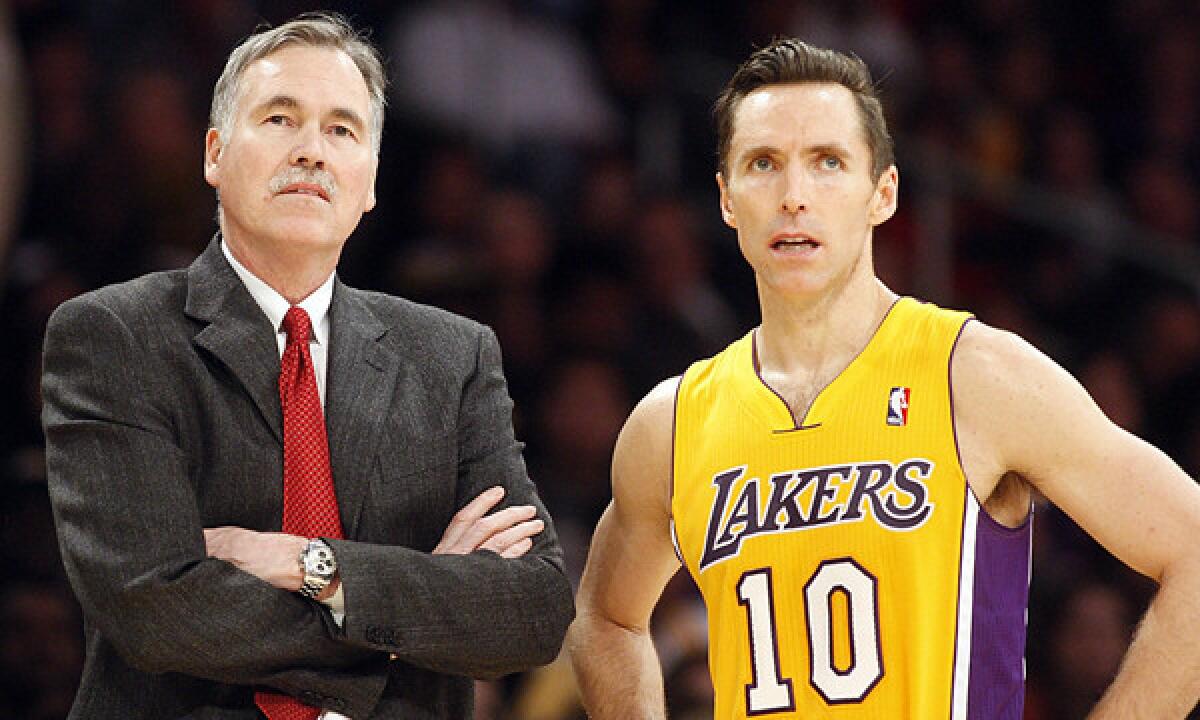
[752,157,775,172]
[265,115,289,126]
[330,125,354,138]
[821,155,842,170]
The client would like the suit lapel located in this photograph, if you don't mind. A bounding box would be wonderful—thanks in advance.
[326,281,397,538]
[185,239,284,445]
[185,239,398,538]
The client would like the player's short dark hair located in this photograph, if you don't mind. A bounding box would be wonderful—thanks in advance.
[714,38,894,180]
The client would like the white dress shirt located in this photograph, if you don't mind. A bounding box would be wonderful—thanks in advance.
[222,242,352,720]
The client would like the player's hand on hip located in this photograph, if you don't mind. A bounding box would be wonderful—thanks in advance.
[434,486,544,559]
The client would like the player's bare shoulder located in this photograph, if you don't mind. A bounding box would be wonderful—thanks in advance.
[624,376,681,439]
[950,318,1075,429]
[952,318,1113,489]
[952,320,1049,394]
[611,376,681,519]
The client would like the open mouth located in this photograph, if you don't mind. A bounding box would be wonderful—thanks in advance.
[771,234,820,251]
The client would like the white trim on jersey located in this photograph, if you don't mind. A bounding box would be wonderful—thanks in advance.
[669,517,684,564]
[951,492,980,719]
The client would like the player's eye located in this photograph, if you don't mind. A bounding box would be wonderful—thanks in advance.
[752,156,776,172]
[330,125,355,139]
[820,155,843,171]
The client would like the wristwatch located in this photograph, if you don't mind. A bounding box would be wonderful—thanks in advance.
[298,537,337,599]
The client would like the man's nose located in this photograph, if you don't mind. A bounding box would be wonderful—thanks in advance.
[781,165,808,214]
[289,124,326,168]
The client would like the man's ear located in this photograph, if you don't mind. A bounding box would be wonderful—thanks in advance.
[869,165,898,226]
[204,128,223,190]
[364,155,378,213]
[716,172,737,229]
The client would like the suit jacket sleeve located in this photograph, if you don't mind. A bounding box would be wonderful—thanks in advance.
[42,295,389,718]
[328,324,575,679]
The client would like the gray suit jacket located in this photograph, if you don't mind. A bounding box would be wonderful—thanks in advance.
[42,239,574,719]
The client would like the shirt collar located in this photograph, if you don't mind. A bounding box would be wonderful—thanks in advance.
[220,238,335,346]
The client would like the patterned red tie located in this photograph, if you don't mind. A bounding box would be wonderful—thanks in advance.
[256,306,345,720]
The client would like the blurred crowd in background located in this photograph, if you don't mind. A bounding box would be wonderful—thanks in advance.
[2,0,1200,717]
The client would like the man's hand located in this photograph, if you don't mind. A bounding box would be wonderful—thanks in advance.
[434,486,545,558]
[204,526,308,593]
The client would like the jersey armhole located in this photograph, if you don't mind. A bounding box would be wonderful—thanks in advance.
[949,317,1033,533]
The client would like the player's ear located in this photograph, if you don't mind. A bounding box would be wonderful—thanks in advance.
[717,172,737,229]
[868,165,898,226]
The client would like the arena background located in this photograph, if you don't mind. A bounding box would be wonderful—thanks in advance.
[2,1,1199,717]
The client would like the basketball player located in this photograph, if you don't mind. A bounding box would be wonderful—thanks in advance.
[568,39,1200,718]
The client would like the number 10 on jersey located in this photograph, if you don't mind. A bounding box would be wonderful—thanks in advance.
[737,558,884,713]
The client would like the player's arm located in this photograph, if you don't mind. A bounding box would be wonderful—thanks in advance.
[567,378,684,720]
[953,322,1200,718]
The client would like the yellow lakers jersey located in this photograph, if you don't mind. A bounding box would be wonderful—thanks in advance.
[671,297,1031,719]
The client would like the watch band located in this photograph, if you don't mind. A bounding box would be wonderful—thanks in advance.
[298,578,326,599]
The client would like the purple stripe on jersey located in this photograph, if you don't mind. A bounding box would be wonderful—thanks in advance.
[968,510,1032,719]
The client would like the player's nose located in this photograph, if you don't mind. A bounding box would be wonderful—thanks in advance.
[781,165,808,214]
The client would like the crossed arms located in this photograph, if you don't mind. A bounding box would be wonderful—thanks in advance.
[203,486,545,602]
[42,292,573,717]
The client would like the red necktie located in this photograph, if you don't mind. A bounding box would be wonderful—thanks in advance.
[256,306,344,720]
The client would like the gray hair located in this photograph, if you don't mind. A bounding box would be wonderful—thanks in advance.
[210,13,387,154]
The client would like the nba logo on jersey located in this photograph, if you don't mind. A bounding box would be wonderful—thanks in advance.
[887,386,910,426]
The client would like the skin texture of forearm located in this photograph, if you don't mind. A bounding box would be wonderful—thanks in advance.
[1089,561,1200,719]
[568,612,667,720]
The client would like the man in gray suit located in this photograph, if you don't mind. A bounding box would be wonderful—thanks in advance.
[41,14,573,719]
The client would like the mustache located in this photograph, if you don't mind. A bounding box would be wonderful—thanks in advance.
[268,167,337,199]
